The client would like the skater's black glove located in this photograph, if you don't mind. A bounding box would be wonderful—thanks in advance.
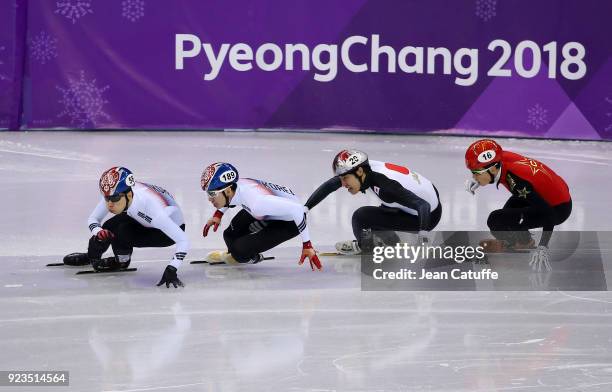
[157,265,184,288]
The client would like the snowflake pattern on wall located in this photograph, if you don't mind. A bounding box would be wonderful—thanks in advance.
[606,97,612,132]
[56,71,110,128]
[55,1,93,24]
[475,0,497,22]
[527,103,548,130]
[122,0,145,22]
[0,46,6,81]
[30,31,59,65]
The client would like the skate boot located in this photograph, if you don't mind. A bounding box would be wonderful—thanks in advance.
[63,252,90,266]
[90,256,127,272]
[206,250,239,265]
[245,253,264,264]
[206,250,264,265]
[335,240,362,255]
[511,232,536,250]
[479,239,509,253]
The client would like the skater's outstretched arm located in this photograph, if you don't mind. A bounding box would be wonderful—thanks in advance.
[305,177,342,210]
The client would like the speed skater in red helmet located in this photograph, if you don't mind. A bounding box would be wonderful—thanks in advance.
[464,139,572,271]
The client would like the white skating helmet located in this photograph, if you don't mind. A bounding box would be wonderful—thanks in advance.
[332,149,369,176]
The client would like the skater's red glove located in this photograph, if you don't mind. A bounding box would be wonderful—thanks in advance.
[299,241,322,271]
[203,210,223,237]
[96,229,115,242]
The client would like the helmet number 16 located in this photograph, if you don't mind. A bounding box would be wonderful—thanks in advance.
[477,150,496,163]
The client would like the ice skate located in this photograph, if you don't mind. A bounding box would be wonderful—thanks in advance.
[206,250,265,264]
[91,256,130,271]
[479,239,509,253]
[206,250,239,265]
[511,238,536,250]
[62,252,90,266]
[335,240,361,255]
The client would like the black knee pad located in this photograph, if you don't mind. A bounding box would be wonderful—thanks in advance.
[109,223,136,255]
[88,236,111,260]
[223,227,232,243]
[487,210,504,231]
[351,207,369,227]
[112,223,134,242]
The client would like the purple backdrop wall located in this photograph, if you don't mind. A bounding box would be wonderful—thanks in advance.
[2,0,612,140]
[0,0,25,130]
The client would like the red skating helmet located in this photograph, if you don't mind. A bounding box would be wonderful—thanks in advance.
[465,139,502,172]
[332,149,369,176]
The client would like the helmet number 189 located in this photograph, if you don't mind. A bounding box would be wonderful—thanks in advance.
[220,171,236,183]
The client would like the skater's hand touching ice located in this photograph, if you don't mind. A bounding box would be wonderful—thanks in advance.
[299,241,322,271]
[529,245,551,272]
[157,265,184,288]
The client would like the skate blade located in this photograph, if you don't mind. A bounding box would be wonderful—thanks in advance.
[484,249,531,255]
[320,252,363,257]
[191,256,275,265]
[76,268,137,275]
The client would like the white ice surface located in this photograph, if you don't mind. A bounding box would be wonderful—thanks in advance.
[1,131,612,391]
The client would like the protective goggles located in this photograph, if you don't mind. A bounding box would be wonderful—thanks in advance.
[206,187,228,198]
[104,193,123,203]
[471,163,498,175]
[470,168,490,175]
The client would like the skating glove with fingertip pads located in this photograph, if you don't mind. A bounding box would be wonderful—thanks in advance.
[529,245,551,272]
[157,265,184,288]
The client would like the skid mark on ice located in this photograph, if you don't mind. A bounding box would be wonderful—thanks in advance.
[0,148,94,162]
[3,305,612,324]
[0,141,100,162]
[490,338,546,346]
[559,381,612,391]
[512,146,612,166]
[558,292,612,305]
[538,363,612,371]
[102,382,208,392]
[529,155,610,166]
[514,147,612,162]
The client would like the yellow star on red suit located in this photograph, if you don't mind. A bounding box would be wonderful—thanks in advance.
[517,187,531,199]
[515,158,552,179]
